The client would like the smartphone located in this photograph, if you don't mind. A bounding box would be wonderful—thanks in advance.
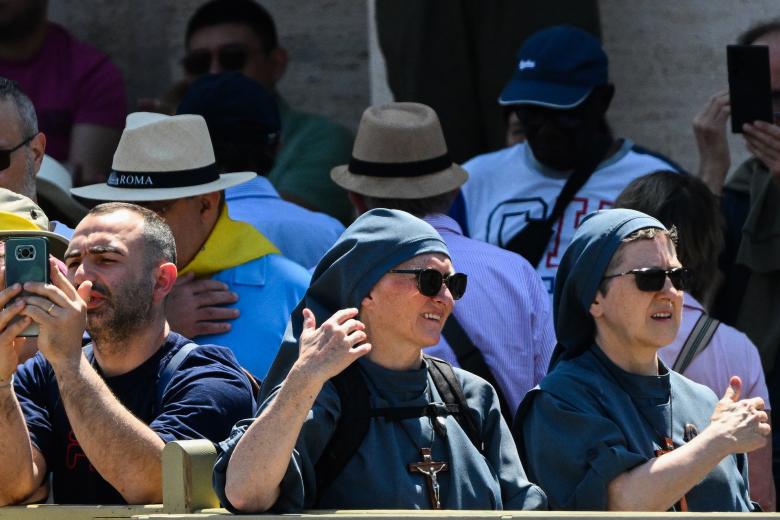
[727,45,774,133]
[5,237,49,337]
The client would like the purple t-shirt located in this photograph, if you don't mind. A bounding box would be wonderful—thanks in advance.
[0,23,127,161]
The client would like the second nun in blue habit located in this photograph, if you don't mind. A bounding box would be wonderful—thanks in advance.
[514,208,768,511]
[213,208,547,513]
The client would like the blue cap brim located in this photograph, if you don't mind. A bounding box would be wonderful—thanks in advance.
[499,79,592,109]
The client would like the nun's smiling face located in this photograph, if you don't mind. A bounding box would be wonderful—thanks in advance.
[360,253,455,369]
[589,233,683,374]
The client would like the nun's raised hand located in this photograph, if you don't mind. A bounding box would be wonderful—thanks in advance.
[295,307,371,384]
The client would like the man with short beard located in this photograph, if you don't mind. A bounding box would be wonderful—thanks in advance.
[0,202,255,505]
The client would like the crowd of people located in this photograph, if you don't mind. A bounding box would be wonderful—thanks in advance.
[0,0,777,514]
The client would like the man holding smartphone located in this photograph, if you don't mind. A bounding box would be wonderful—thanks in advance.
[0,202,255,505]
[692,20,780,512]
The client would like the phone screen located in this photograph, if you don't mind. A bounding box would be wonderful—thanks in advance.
[4,237,50,337]
[727,45,774,133]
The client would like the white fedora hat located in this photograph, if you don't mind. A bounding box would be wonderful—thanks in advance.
[71,112,255,202]
[330,102,467,199]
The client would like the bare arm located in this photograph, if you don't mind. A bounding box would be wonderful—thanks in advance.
[224,307,370,512]
[52,355,166,503]
[607,377,770,511]
[693,90,731,195]
[0,285,48,505]
[748,410,775,511]
[20,260,164,503]
[68,124,121,186]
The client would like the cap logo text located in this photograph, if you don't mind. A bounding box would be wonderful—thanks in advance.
[519,60,536,71]
[108,173,154,187]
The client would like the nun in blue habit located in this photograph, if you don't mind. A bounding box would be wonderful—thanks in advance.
[514,208,767,511]
[213,208,547,513]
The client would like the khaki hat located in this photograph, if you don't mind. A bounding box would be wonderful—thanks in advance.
[330,102,467,199]
[0,188,69,259]
[70,112,256,202]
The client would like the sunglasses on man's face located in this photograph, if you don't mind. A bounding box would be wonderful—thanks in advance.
[0,135,35,171]
[602,267,690,292]
[388,268,468,300]
[182,44,256,76]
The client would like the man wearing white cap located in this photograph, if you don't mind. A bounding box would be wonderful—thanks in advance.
[458,26,681,294]
[72,112,309,380]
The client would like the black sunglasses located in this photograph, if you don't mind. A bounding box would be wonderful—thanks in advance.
[602,267,690,292]
[388,269,468,300]
[182,44,254,75]
[0,135,35,171]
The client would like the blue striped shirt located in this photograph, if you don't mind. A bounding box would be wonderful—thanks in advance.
[423,214,556,413]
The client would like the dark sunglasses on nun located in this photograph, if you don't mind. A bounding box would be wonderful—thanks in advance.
[0,135,35,171]
[182,44,256,75]
[602,267,690,292]
[388,268,468,300]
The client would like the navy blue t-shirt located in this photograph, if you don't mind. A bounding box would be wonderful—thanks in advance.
[14,332,255,504]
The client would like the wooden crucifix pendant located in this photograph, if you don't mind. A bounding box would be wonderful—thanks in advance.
[654,437,689,512]
[408,447,449,509]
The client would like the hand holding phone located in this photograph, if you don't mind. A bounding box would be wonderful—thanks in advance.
[4,237,50,337]
[727,45,774,133]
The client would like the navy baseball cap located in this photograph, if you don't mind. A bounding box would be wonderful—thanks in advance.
[177,72,281,146]
[499,25,608,109]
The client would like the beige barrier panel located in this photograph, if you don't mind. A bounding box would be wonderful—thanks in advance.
[0,504,161,519]
[162,439,221,514]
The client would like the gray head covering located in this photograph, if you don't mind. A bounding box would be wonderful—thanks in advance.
[550,208,666,368]
[259,208,450,396]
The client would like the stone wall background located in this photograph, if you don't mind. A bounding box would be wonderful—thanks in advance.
[600,0,779,173]
[48,0,780,172]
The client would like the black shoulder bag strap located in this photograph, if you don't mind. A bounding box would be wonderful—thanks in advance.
[157,342,199,403]
[672,313,720,374]
[425,355,485,454]
[441,315,511,423]
[313,363,370,499]
[504,139,611,267]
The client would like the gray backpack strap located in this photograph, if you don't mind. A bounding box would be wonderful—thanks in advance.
[672,313,720,374]
[157,342,198,403]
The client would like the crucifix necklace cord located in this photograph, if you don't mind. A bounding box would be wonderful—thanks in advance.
[361,371,450,510]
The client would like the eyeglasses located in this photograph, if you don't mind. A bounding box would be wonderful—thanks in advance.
[602,267,690,292]
[181,44,260,75]
[388,268,468,300]
[0,135,35,171]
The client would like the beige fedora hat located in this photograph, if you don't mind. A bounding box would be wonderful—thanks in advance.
[0,188,69,259]
[71,112,256,202]
[330,102,467,199]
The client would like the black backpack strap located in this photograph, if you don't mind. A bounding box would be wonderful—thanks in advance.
[82,341,199,404]
[425,355,485,454]
[672,313,720,374]
[157,342,198,403]
[313,363,370,500]
[441,314,511,423]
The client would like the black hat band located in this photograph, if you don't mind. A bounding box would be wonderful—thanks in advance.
[107,163,220,189]
[348,153,452,178]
